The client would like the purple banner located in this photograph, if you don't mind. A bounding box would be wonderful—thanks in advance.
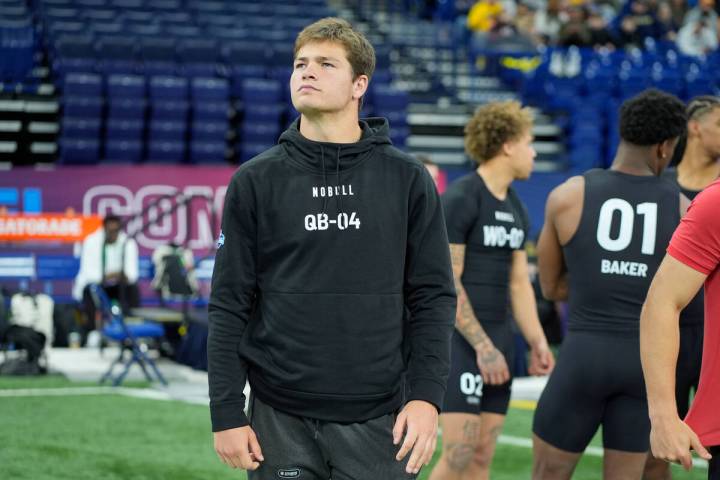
[0,166,235,255]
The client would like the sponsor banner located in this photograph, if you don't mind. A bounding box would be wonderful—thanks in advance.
[0,165,235,254]
[0,214,102,242]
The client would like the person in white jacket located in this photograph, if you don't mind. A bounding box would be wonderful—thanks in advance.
[73,215,139,333]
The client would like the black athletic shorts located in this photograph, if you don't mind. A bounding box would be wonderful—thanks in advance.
[247,395,417,480]
[676,323,703,419]
[533,331,649,453]
[443,323,514,416]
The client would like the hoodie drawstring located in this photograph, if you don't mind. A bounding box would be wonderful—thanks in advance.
[320,146,328,214]
[335,147,345,216]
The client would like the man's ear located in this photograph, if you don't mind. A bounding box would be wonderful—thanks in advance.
[352,75,369,100]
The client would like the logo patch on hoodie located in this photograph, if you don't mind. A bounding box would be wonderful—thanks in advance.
[277,468,301,478]
[216,231,225,248]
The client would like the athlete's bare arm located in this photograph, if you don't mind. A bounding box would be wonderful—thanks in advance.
[450,243,510,385]
[641,255,710,471]
[509,250,555,375]
[537,176,585,301]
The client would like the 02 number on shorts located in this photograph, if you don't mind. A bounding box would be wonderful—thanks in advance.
[460,372,483,396]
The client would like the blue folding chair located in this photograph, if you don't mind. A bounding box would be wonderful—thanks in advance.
[89,284,167,386]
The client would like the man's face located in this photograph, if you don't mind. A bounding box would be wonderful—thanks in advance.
[508,130,537,180]
[696,108,720,158]
[290,41,366,116]
[104,221,121,244]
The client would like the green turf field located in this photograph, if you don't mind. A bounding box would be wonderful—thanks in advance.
[0,376,707,479]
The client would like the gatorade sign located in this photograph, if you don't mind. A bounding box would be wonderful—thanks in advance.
[0,214,102,243]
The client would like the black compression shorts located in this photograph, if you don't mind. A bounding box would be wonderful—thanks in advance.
[533,331,649,453]
[443,324,514,416]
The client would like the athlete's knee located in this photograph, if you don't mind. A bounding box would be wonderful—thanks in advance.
[441,442,477,473]
[472,447,494,471]
[471,435,500,470]
[532,454,576,480]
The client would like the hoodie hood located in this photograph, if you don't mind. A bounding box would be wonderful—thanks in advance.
[279,117,392,174]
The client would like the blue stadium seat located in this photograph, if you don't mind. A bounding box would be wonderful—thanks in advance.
[241,122,280,143]
[151,99,189,121]
[147,140,185,162]
[193,101,228,122]
[63,95,103,118]
[0,16,34,81]
[149,75,188,99]
[149,120,186,142]
[107,74,145,98]
[107,98,147,121]
[89,22,125,37]
[192,121,227,142]
[179,39,219,77]
[59,138,100,164]
[97,36,138,74]
[190,140,226,163]
[140,37,177,75]
[62,117,102,139]
[52,33,96,74]
[241,78,282,104]
[104,139,143,163]
[106,118,144,141]
[147,0,182,9]
[63,72,103,97]
[191,77,228,102]
[243,103,285,124]
[372,85,409,112]
[224,41,268,92]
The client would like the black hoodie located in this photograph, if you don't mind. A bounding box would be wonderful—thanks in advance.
[208,117,456,432]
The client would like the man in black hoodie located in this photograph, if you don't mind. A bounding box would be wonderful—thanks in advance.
[208,17,456,479]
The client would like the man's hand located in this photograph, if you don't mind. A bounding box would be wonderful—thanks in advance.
[528,341,555,376]
[649,416,711,471]
[475,344,510,385]
[214,426,264,470]
[393,400,439,475]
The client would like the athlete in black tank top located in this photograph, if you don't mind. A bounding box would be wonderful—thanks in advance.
[429,101,555,480]
[563,169,680,335]
[532,89,688,480]
[644,95,720,480]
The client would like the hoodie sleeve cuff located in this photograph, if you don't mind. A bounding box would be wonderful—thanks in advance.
[210,402,249,432]
[407,378,446,413]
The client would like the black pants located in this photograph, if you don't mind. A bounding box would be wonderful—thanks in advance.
[2,325,46,362]
[247,395,417,480]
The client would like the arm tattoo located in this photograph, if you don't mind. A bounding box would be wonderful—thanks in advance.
[450,244,492,351]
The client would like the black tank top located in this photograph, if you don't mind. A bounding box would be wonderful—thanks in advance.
[564,169,680,335]
[661,167,705,325]
[443,172,530,325]
[662,167,702,200]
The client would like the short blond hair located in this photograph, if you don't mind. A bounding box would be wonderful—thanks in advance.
[294,17,376,81]
[464,101,534,164]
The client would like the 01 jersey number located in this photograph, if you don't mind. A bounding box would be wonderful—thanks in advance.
[596,199,657,255]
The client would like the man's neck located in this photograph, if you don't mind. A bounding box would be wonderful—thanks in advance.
[611,143,657,176]
[299,110,363,143]
[678,140,720,191]
[477,159,514,200]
